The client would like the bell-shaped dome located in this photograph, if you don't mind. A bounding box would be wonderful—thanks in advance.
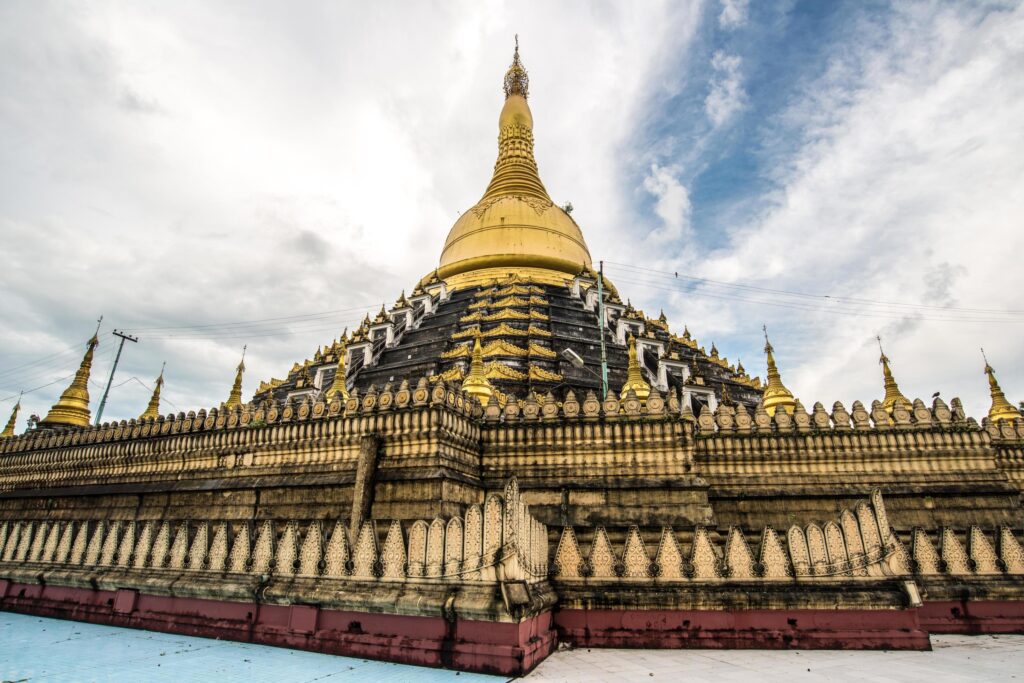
[435,44,593,289]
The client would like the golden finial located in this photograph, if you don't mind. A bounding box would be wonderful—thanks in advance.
[761,325,795,416]
[876,336,911,414]
[224,346,246,410]
[40,328,101,428]
[324,339,349,400]
[982,348,1020,424]
[1,392,22,438]
[139,363,166,421]
[461,330,494,403]
[619,334,651,402]
[504,35,529,99]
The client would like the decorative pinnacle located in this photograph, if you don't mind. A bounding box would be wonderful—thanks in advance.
[760,324,795,417]
[877,336,910,413]
[40,329,101,428]
[620,334,651,402]
[224,346,247,410]
[503,35,529,99]
[981,348,1020,424]
[139,363,166,421]
[1,391,22,438]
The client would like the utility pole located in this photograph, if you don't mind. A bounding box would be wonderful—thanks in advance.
[597,260,609,400]
[95,329,138,425]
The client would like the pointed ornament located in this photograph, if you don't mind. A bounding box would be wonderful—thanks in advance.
[619,334,651,402]
[139,364,166,421]
[41,327,101,428]
[982,349,1020,424]
[761,325,796,416]
[223,346,247,410]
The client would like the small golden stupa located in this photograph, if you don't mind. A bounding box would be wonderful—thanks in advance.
[877,337,912,414]
[983,350,1021,424]
[40,332,100,428]
[620,334,651,402]
[761,326,796,416]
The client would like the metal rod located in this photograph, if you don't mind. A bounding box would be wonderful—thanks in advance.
[95,329,138,425]
[597,260,609,400]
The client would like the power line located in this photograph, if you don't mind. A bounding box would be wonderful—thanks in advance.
[119,303,380,333]
[609,273,1024,324]
[604,262,1024,317]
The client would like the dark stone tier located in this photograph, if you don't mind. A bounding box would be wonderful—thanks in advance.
[255,276,763,413]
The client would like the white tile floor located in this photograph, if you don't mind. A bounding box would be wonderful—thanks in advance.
[2,612,1023,682]
[521,635,1024,682]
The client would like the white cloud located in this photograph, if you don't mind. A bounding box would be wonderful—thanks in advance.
[705,50,745,127]
[0,1,706,423]
[642,163,692,245]
[695,2,1024,419]
[719,0,749,29]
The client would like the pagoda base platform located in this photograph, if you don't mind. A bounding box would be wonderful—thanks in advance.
[0,580,556,676]
[554,607,931,650]
[919,600,1024,634]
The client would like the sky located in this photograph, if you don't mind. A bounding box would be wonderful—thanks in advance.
[1,0,1022,428]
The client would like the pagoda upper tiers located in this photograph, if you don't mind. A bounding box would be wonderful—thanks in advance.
[252,45,763,414]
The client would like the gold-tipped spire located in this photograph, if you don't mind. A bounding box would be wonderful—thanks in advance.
[503,35,529,99]
[324,340,349,400]
[1,393,22,438]
[139,364,165,421]
[620,334,651,402]
[761,325,795,416]
[461,332,494,404]
[435,39,592,290]
[223,346,246,410]
[40,327,101,428]
[877,336,911,414]
[982,348,1021,424]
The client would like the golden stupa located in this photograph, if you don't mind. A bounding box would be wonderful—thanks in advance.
[760,326,796,416]
[983,353,1021,424]
[40,332,99,428]
[435,40,592,290]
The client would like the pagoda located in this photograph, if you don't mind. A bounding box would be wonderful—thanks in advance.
[1,44,1023,677]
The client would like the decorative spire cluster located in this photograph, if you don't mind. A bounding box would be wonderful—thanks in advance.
[761,326,795,416]
[40,329,100,428]
[877,336,911,414]
[982,349,1021,424]
[619,334,651,402]
[139,364,166,421]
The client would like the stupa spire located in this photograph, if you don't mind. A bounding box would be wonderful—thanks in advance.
[761,325,796,416]
[435,40,593,289]
[481,38,549,204]
[877,336,911,414]
[461,331,494,404]
[40,325,101,428]
[224,346,247,410]
[1,393,22,438]
[982,349,1020,424]
[619,334,651,402]
[139,364,165,421]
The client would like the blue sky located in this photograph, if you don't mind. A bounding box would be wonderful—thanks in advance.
[1,0,1022,426]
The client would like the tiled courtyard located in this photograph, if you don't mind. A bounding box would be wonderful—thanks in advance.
[2,612,1023,682]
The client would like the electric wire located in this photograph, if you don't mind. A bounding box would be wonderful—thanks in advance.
[604,262,1024,318]
[605,267,1024,324]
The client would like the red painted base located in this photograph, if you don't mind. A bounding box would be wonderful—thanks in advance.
[555,608,932,650]
[0,580,554,676]
[919,600,1024,634]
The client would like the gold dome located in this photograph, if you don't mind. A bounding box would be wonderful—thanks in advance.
[435,43,592,290]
